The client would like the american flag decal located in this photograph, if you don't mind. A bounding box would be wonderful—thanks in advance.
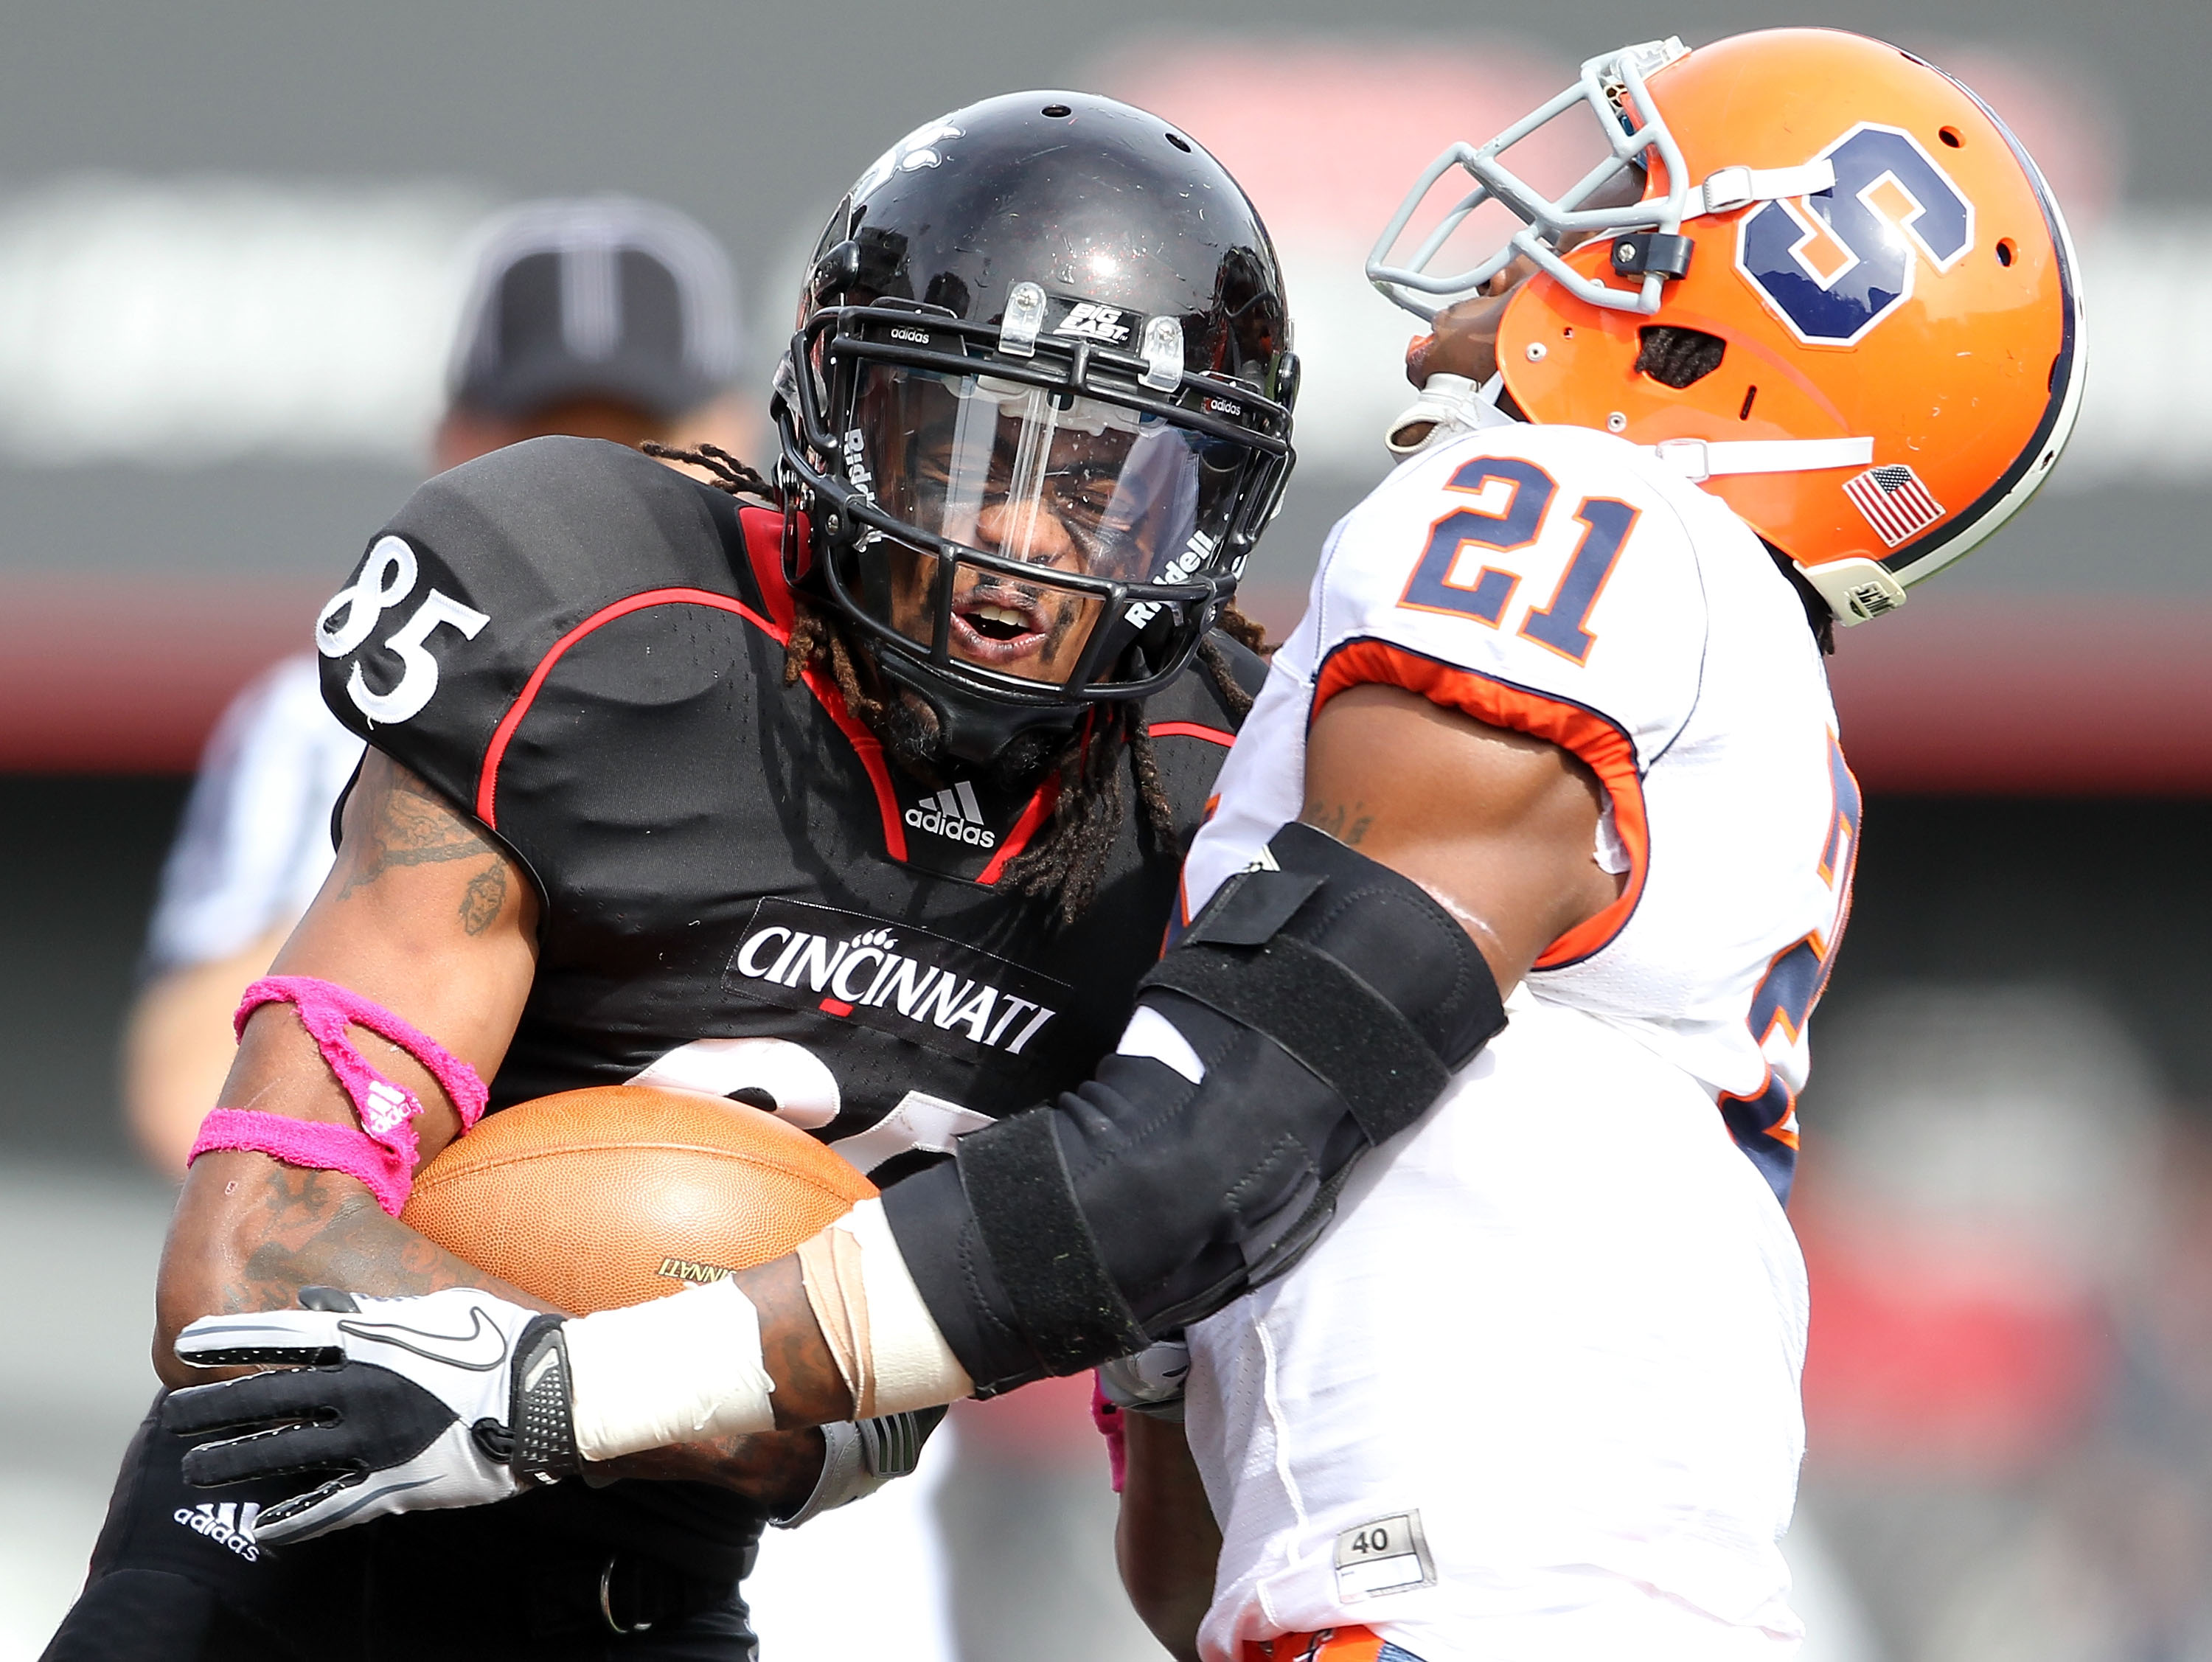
[1842,465,1946,546]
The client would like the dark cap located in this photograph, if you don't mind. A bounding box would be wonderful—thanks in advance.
[447,197,740,421]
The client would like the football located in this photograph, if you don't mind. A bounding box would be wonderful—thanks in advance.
[400,1084,877,1313]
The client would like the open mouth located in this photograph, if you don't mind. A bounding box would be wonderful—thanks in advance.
[950,587,1053,666]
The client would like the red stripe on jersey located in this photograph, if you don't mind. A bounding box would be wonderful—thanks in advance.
[476,508,912,858]
[1146,720,1236,745]
[797,663,908,862]
[734,504,910,859]
[475,588,778,830]
[737,504,800,634]
[974,775,1060,886]
[1311,637,1648,970]
[1244,1627,1386,1662]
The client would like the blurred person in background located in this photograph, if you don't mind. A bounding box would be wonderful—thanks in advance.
[120,195,751,1176]
[1792,985,2212,1662]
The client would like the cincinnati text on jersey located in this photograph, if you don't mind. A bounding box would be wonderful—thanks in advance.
[723,898,1068,1061]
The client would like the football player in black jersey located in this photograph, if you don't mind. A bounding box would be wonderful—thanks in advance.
[46,94,1293,1662]
[116,88,1608,1659]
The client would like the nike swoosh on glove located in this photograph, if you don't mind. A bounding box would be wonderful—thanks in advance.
[164,1286,577,1544]
[1096,1338,1192,1422]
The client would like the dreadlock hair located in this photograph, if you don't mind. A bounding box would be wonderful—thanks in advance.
[650,439,1272,924]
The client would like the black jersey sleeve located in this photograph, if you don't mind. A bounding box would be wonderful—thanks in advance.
[313,437,753,820]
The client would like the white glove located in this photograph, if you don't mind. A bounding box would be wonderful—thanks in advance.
[164,1286,577,1544]
[1096,1338,1192,1422]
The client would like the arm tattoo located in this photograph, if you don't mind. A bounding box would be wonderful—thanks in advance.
[1301,798,1374,846]
[338,762,507,917]
[459,862,507,935]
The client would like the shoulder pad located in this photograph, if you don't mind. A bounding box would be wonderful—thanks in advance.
[314,438,755,818]
[1300,423,1709,759]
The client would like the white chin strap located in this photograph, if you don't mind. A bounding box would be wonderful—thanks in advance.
[1683,159,1837,219]
[1642,435,1910,625]
[1646,434,1873,481]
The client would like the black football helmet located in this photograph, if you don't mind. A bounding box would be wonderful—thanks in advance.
[773,91,1298,762]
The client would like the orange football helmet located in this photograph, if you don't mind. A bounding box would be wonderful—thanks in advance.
[1368,28,2084,625]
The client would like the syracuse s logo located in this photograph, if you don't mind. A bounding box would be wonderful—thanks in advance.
[1736,124,1975,347]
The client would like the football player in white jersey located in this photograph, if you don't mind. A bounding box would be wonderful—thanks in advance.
[1105,27,2084,1662]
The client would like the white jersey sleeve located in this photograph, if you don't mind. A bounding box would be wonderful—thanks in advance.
[143,653,366,975]
[1186,420,1854,1200]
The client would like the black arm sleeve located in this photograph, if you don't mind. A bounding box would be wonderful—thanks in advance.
[880,823,1506,1394]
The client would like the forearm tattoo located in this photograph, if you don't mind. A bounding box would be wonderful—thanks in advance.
[224,1161,496,1315]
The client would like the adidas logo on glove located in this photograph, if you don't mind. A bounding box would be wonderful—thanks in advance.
[904,781,996,848]
[174,1500,262,1562]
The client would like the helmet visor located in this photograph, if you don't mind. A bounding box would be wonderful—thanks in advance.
[845,362,1256,686]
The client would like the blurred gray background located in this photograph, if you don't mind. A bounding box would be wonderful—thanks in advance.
[2,2,2209,1658]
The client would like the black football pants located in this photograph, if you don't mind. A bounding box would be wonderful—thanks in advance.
[42,1396,758,1662]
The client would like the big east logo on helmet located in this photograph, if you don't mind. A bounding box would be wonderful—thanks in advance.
[1737,123,1975,347]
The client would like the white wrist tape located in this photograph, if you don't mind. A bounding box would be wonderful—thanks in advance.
[564,1276,776,1461]
[796,1197,973,1418]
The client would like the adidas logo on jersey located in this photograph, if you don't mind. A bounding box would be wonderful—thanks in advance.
[174,1501,262,1562]
[905,779,997,848]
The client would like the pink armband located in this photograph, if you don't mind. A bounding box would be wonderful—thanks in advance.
[1092,1376,1128,1494]
[186,976,490,1217]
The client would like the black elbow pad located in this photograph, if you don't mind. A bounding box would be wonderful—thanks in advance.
[881,822,1506,1394]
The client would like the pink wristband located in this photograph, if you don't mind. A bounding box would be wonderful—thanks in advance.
[1092,1377,1129,1494]
[187,976,490,1217]
[189,1110,417,1217]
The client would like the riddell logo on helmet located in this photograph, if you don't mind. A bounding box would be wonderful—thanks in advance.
[1126,529,1219,631]
[905,779,995,848]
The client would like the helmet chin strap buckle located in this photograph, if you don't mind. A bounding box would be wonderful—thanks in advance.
[1384,373,1517,459]
[1139,317,1185,392]
[999,283,1046,358]
[1801,555,1908,625]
